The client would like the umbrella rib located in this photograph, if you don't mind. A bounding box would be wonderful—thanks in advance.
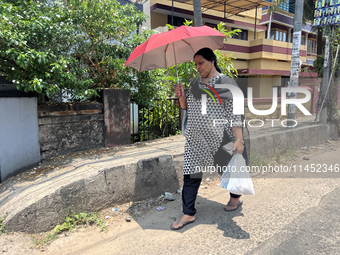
[210,36,225,48]
[139,48,146,72]
[180,39,192,48]
[137,35,153,71]
[180,39,195,57]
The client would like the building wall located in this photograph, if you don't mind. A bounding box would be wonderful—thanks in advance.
[142,0,151,29]
[258,76,280,98]
[233,60,249,69]
[0,97,41,181]
[248,76,261,98]
[248,59,290,71]
[222,38,307,63]
[151,12,168,29]
[257,30,266,39]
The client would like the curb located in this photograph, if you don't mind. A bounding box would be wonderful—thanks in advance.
[1,123,338,233]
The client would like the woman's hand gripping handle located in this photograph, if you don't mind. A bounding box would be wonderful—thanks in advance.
[174,82,187,110]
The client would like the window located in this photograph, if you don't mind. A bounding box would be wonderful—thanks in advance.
[232,28,248,40]
[276,30,279,40]
[288,0,295,14]
[301,36,305,45]
[278,0,289,12]
[167,16,186,27]
[270,29,287,42]
[307,39,317,54]
[263,0,295,14]
[205,22,218,29]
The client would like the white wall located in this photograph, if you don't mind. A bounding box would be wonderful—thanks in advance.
[0,97,40,181]
[142,0,150,29]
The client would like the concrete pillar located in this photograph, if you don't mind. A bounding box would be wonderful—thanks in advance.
[102,89,131,147]
[305,32,309,47]
[288,28,292,43]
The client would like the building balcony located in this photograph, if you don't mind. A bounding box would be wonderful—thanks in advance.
[221,38,317,77]
[221,37,307,62]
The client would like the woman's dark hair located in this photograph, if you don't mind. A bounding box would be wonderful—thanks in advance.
[194,47,222,73]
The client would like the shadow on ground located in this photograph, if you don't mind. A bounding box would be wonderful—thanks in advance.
[128,190,250,240]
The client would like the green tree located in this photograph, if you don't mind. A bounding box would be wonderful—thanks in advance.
[0,0,170,105]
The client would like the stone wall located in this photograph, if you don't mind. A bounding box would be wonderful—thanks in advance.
[38,103,105,160]
[38,89,131,161]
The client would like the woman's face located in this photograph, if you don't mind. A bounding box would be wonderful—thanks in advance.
[194,55,214,78]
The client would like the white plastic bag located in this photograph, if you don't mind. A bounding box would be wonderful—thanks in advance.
[220,156,233,189]
[220,154,255,195]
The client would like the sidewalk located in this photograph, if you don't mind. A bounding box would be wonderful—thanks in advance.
[0,116,338,233]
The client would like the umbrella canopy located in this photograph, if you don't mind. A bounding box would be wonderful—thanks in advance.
[124,25,226,72]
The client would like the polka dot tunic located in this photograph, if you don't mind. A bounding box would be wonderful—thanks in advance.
[183,74,243,175]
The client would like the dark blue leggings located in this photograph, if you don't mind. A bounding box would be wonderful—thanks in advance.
[182,173,241,216]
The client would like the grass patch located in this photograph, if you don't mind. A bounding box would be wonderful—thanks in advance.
[32,209,107,250]
[285,145,298,157]
[32,232,58,250]
[0,213,8,235]
[273,148,282,164]
[249,151,269,170]
[249,146,299,174]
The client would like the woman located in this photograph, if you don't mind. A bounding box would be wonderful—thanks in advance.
[171,47,249,230]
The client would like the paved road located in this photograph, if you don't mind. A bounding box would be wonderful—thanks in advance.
[37,145,340,255]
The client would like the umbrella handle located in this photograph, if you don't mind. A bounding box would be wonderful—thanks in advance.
[175,69,182,97]
[173,42,180,84]
[173,42,182,96]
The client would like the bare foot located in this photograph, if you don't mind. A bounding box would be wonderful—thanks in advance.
[224,197,241,211]
[171,214,195,229]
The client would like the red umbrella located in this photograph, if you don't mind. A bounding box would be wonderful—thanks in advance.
[124,25,226,83]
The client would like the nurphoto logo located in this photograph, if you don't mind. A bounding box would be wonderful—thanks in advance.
[201,84,312,116]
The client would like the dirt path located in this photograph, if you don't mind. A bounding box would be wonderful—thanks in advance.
[1,139,340,255]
